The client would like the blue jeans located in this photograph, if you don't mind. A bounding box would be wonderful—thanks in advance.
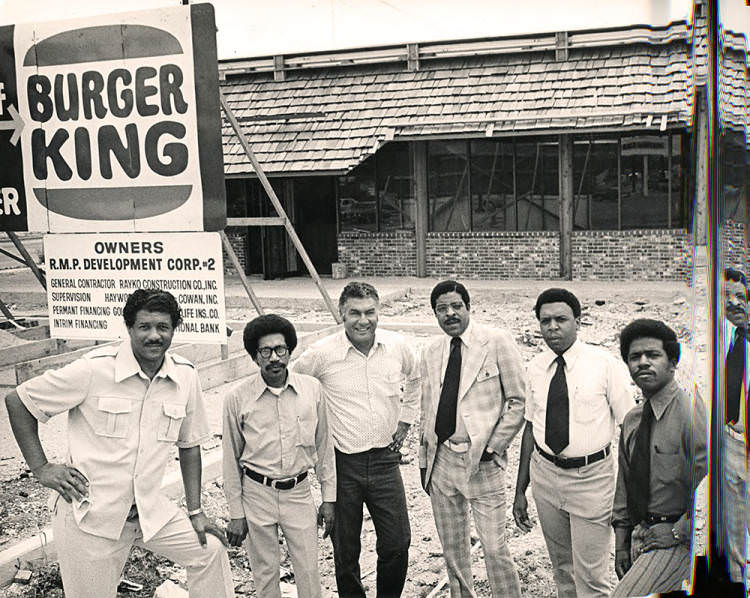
[332,446,411,598]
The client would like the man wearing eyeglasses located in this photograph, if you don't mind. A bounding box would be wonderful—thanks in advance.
[222,314,336,598]
[294,281,420,598]
[419,280,526,597]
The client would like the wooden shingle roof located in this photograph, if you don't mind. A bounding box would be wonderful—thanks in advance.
[719,29,749,144]
[220,22,693,175]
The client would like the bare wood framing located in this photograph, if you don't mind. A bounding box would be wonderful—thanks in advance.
[220,92,342,324]
[414,141,428,277]
[559,135,574,279]
[219,231,265,316]
[226,217,287,226]
[7,232,46,290]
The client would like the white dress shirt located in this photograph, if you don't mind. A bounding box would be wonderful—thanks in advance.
[525,339,635,458]
[438,320,479,444]
[293,328,420,454]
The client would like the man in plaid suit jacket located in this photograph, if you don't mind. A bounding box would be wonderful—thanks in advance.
[419,280,526,598]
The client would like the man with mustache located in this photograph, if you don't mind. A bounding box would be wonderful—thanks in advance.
[294,282,419,598]
[419,280,525,597]
[513,288,634,598]
[4,289,234,598]
[719,267,749,589]
[611,318,707,596]
[222,314,335,598]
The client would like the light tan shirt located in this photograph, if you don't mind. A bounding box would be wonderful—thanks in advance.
[222,371,336,519]
[293,329,420,454]
[17,342,210,541]
[525,339,635,457]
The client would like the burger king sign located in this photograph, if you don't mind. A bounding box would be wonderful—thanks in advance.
[0,3,225,232]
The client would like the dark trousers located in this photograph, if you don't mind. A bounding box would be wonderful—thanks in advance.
[332,446,411,598]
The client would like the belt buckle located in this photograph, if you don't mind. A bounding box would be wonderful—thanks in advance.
[272,477,294,490]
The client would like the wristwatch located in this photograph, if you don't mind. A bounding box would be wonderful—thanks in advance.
[187,507,203,517]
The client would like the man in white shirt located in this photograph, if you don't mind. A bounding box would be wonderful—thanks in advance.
[4,289,233,598]
[513,288,635,598]
[223,314,335,598]
[293,282,420,598]
[720,267,749,590]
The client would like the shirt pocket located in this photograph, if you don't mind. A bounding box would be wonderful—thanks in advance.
[476,363,499,384]
[572,382,606,424]
[93,397,133,438]
[652,450,684,486]
[296,414,317,448]
[158,402,187,442]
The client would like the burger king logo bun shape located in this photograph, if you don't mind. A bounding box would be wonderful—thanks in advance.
[10,3,225,232]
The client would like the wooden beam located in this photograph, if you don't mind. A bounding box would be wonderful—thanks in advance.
[414,141,428,277]
[558,134,574,280]
[219,231,265,316]
[220,92,342,325]
[0,338,69,368]
[226,217,287,226]
[693,93,707,245]
[7,232,46,290]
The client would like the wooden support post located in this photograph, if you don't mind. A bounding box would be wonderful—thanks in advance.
[414,141,428,277]
[220,231,265,316]
[7,232,46,290]
[558,135,574,280]
[220,92,342,324]
[0,296,23,328]
[693,93,708,245]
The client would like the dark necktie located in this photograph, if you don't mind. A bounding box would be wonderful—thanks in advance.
[628,400,654,525]
[435,336,462,444]
[726,327,746,424]
[545,355,569,454]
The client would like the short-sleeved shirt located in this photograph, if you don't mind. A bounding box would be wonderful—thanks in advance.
[17,341,210,541]
[525,339,635,457]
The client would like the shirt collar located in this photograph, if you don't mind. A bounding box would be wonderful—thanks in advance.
[645,378,680,420]
[544,338,581,370]
[339,328,386,359]
[114,341,178,384]
[447,320,475,349]
[248,369,299,401]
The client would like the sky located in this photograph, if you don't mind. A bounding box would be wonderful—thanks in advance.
[0,0,710,60]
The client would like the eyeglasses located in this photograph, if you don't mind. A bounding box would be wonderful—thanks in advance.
[257,345,289,359]
[435,302,466,315]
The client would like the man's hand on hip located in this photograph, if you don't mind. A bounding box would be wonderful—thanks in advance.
[388,421,410,452]
[226,517,248,547]
[640,522,679,553]
[33,463,88,503]
[317,501,335,538]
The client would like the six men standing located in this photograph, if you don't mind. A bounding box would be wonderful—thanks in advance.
[3,278,726,597]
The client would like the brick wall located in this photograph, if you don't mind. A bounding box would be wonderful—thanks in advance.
[222,230,247,275]
[425,232,559,279]
[572,230,691,281]
[338,232,416,276]
[721,219,748,273]
[337,229,691,280]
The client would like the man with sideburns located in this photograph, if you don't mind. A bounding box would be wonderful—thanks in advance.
[420,279,525,597]
[611,318,707,597]
[294,281,419,598]
[4,288,233,598]
[513,288,634,598]
[223,314,335,598]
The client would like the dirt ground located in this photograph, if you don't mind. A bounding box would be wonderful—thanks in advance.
[0,278,707,597]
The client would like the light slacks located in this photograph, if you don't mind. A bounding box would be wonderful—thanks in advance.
[429,445,521,598]
[722,428,749,586]
[530,449,615,598]
[53,499,234,598]
[241,475,321,598]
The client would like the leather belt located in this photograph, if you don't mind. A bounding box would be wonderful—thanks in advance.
[244,467,307,490]
[535,442,610,469]
[443,439,470,453]
[645,513,681,525]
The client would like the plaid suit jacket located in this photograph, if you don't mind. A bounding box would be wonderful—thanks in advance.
[419,322,526,486]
